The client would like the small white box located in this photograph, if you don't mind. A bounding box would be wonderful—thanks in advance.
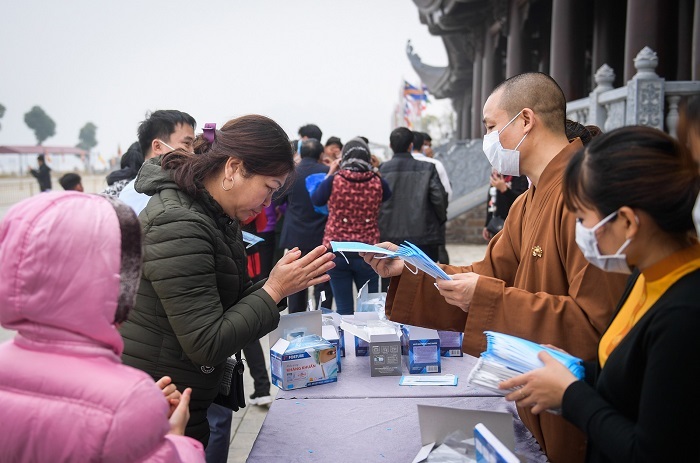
[341,315,402,377]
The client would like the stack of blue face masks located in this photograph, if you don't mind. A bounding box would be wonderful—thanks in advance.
[467,331,584,395]
[285,334,333,354]
[330,240,451,280]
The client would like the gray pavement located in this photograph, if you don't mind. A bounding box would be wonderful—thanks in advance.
[0,243,488,462]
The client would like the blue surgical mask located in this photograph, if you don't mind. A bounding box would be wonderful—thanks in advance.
[482,110,527,176]
[575,211,632,274]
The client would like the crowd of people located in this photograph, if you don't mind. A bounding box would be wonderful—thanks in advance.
[1,72,699,463]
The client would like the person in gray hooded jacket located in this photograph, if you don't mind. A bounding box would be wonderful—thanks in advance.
[119,115,335,446]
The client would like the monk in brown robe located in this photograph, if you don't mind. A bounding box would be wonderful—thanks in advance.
[362,73,628,463]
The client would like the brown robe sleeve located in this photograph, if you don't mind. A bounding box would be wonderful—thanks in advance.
[385,189,627,361]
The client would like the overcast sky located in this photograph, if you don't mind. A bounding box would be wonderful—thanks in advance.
[0,0,449,163]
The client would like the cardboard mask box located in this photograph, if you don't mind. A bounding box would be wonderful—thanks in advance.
[355,335,370,356]
[437,330,464,357]
[322,324,342,373]
[270,311,338,390]
[412,405,515,463]
[401,324,409,355]
[474,423,520,463]
[368,339,402,377]
[322,312,345,358]
[341,314,402,377]
[403,325,441,374]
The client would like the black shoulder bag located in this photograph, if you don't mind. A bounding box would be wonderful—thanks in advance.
[486,215,505,236]
[213,352,247,411]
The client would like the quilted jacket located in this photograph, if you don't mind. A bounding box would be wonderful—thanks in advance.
[0,192,204,462]
[378,152,447,245]
[120,158,281,445]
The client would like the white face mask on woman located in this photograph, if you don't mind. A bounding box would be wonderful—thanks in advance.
[482,110,528,176]
[575,211,633,274]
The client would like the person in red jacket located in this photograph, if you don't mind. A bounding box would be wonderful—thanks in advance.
[311,138,392,314]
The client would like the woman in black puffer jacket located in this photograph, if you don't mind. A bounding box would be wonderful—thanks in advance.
[120,115,335,446]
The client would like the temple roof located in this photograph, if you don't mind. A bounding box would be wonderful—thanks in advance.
[406,36,473,100]
[406,41,450,97]
[407,0,490,99]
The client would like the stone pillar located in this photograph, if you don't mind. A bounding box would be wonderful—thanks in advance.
[471,46,483,138]
[676,0,693,80]
[462,92,472,140]
[481,26,498,112]
[626,47,665,130]
[589,64,616,129]
[666,95,682,138]
[592,0,626,88]
[549,0,587,100]
[454,99,464,140]
[624,0,662,81]
[506,0,527,78]
[694,0,700,79]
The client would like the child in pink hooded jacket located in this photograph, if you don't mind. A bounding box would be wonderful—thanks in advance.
[0,192,205,462]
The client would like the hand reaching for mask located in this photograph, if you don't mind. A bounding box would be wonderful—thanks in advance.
[499,351,578,415]
[360,242,404,278]
[263,246,335,303]
[434,272,479,313]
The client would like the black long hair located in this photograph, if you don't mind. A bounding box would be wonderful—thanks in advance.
[564,126,700,236]
[162,115,295,198]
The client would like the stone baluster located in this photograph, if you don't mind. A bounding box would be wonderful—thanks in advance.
[666,95,682,138]
[590,64,615,129]
[626,47,665,130]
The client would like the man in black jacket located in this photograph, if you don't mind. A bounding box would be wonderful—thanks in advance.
[278,138,330,312]
[378,127,447,262]
[29,155,52,192]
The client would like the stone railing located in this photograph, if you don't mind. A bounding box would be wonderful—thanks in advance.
[566,47,700,137]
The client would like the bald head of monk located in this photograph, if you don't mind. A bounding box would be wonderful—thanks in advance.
[483,72,571,186]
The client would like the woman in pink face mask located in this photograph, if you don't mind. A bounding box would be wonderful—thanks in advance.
[500,126,700,462]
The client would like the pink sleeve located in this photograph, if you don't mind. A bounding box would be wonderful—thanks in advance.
[102,378,205,463]
[163,435,206,462]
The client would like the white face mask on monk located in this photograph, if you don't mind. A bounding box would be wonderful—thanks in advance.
[575,211,632,274]
[482,110,527,177]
